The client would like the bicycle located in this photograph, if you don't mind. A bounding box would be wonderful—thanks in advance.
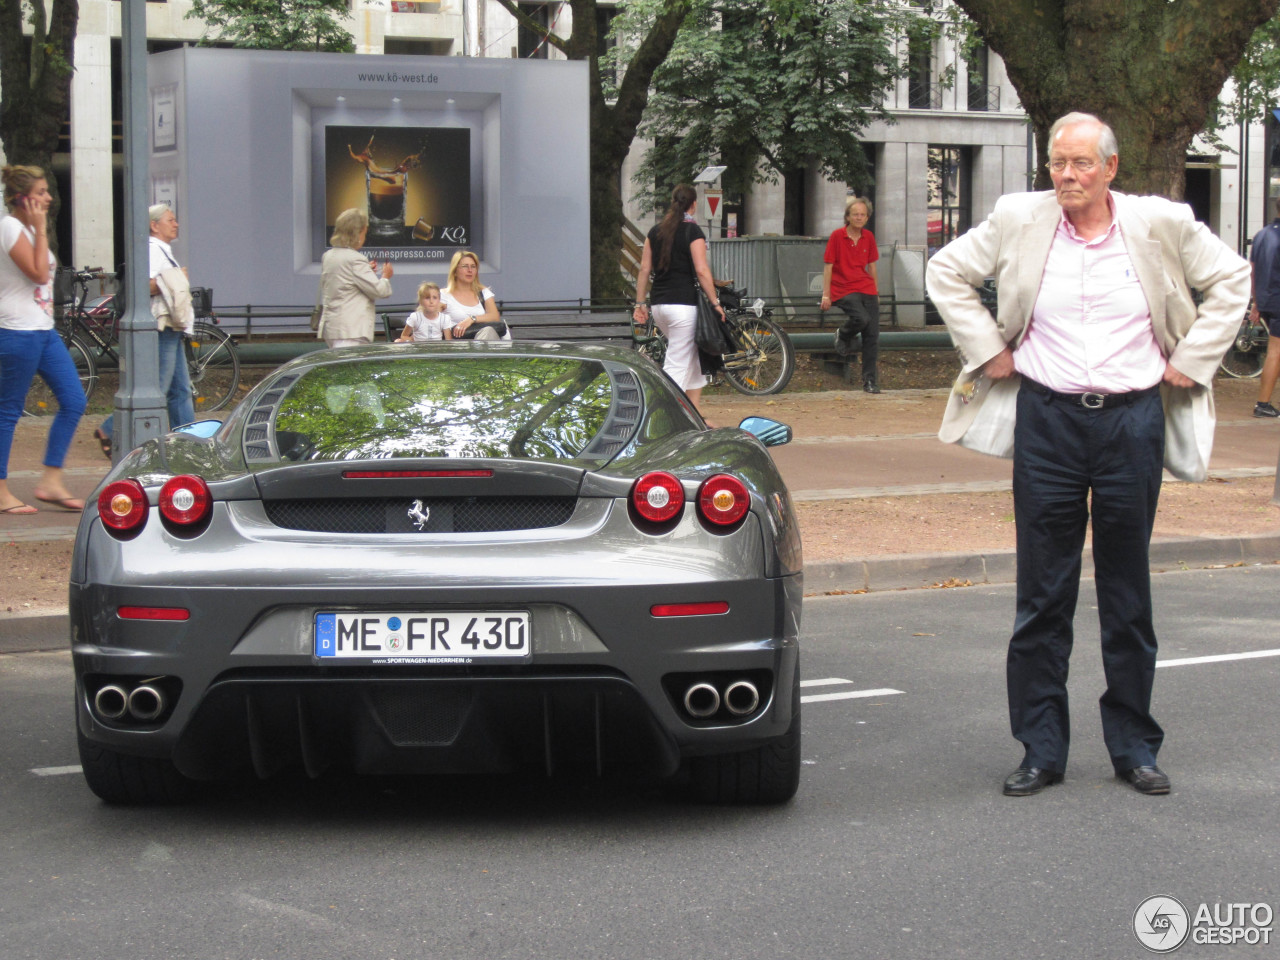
[635,284,795,396]
[1219,308,1271,379]
[24,268,242,416]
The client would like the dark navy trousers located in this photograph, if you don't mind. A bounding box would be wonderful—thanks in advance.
[1008,381,1166,775]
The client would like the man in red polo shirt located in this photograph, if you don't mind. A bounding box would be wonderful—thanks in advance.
[820,196,881,393]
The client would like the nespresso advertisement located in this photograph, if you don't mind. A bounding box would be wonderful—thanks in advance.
[324,125,471,259]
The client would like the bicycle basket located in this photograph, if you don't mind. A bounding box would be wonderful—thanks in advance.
[718,285,745,310]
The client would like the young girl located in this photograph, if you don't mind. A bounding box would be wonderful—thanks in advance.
[396,281,452,342]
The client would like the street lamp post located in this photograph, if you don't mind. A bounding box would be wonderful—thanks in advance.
[114,0,166,462]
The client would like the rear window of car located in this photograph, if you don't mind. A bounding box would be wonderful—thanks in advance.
[271,356,619,463]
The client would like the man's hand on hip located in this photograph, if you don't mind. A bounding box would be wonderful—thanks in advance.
[1162,362,1195,389]
[983,347,1016,380]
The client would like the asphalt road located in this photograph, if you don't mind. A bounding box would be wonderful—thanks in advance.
[2,566,1277,959]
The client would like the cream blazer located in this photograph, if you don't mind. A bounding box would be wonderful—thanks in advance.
[924,190,1250,482]
[317,246,393,343]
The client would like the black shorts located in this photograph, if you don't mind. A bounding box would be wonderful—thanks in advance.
[1259,311,1280,338]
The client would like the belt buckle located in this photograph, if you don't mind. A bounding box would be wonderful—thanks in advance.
[1081,392,1106,409]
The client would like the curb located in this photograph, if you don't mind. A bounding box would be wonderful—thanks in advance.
[6,534,1279,653]
[803,532,1280,595]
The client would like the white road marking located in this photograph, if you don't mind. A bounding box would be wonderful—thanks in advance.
[802,687,904,704]
[31,765,82,777]
[800,677,853,688]
[1157,648,1280,669]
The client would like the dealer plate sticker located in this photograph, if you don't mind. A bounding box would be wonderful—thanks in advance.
[315,612,531,662]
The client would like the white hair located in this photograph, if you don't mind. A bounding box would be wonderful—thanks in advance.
[1049,112,1118,165]
[148,203,172,223]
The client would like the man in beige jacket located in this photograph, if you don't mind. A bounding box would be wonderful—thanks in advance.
[925,113,1249,798]
[318,208,394,348]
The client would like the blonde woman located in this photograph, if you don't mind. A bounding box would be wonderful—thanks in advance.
[318,208,393,348]
[442,251,509,340]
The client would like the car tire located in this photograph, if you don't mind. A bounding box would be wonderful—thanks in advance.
[683,670,801,805]
[77,728,196,805]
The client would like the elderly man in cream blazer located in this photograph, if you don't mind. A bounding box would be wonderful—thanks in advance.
[926,112,1249,799]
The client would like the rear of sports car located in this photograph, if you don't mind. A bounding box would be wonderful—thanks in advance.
[70,344,803,804]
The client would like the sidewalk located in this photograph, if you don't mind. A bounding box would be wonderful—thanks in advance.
[2,378,1279,639]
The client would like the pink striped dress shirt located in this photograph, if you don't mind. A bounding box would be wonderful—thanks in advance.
[1014,207,1167,394]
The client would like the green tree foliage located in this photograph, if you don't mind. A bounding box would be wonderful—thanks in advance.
[0,0,78,253]
[1221,15,1280,128]
[185,0,354,51]
[630,0,924,235]
[494,0,693,299]
[950,0,1280,199]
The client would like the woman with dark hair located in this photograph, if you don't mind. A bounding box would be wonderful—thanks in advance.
[0,164,86,514]
[633,184,725,419]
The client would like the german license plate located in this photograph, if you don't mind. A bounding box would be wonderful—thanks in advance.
[314,612,531,662]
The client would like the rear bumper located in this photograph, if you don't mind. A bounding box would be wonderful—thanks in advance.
[71,574,802,780]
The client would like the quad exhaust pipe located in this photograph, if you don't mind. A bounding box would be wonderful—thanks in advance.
[92,680,168,723]
[682,679,760,719]
[683,682,721,718]
[723,680,760,717]
[93,684,129,721]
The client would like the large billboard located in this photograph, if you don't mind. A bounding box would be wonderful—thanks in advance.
[147,48,590,321]
[324,125,471,254]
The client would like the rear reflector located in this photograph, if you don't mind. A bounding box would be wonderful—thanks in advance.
[650,601,730,618]
[631,471,685,523]
[117,606,191,621]
[342,469,494,479]
[98,479,148,534]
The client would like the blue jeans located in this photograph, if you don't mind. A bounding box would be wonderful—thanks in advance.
[0,327,88,478]
[100,327,195,440]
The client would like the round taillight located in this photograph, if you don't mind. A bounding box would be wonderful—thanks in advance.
[159,475,212,527]
[697,474,750,526]
[631,471,685,524]
[98,479,148,533]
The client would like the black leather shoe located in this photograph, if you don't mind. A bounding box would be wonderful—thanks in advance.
[833,331,854,357]
[862,379,881,395]
[1119,765,1170,794]
[1003,766,1064,796]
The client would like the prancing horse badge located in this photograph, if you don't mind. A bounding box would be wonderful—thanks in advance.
[407,499,430,530]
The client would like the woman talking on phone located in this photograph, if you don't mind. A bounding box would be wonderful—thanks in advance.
[0,165,86,515]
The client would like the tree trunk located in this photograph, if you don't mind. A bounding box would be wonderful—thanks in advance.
[495,0,691,300]
[0,0,79,257]
[953,0,1280,199]
[782,168,806,237]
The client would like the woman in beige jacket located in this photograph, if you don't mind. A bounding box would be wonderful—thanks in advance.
[317,208,393,347]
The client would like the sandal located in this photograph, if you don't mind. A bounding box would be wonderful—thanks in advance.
[0,502,38,515]
[93,428,112,460]
[35,495,85,512]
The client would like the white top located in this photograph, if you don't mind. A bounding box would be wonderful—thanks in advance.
[441,286,512,340]
[0,215,56,330]
[402,310,450,341]
[149,236,181,322]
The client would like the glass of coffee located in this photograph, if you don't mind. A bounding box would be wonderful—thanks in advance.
[366,170,407,239]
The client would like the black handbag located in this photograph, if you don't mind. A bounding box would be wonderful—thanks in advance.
[694,286,734,373]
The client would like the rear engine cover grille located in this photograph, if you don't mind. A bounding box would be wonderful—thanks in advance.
[264,496,576,533]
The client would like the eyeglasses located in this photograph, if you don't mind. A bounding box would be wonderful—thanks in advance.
[1046,158,1099,174]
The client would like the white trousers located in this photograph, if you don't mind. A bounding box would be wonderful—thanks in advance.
[651,303,707,392]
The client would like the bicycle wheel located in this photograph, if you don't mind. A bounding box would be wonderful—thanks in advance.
[23,334,98,416]
[636,322,667,368]
[187,321,241,413]
[721,314,794,395]
[1219,322,1267,379]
